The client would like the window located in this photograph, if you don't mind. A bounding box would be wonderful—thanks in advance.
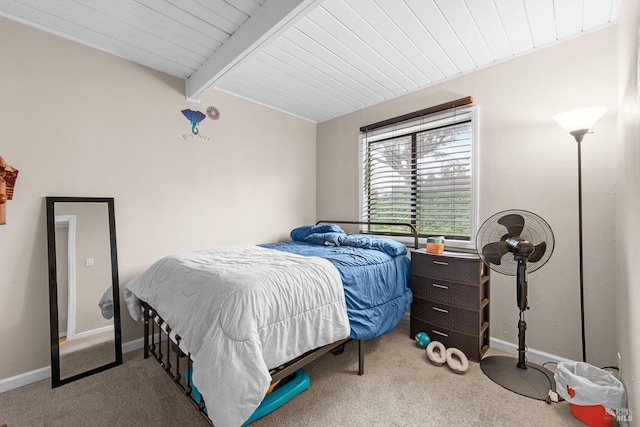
[360,106,478,247]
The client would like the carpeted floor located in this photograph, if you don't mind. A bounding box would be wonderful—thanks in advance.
[59,339,117,380]
[0,321,584,427]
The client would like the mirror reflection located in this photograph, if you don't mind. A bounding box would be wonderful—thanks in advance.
[46,197,122,387]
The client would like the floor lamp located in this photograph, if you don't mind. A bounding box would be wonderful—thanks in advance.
[553,106,607,363]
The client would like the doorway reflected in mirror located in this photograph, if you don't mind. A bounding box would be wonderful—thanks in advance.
[46,197,122,387]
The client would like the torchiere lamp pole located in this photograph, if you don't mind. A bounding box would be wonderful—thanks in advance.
[553,106,607,363]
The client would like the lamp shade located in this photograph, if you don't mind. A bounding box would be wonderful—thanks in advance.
[553,106,607,133]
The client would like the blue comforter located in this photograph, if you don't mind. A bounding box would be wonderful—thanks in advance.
[260,241,412,340]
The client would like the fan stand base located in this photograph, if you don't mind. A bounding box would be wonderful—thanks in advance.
[480,355,556,401]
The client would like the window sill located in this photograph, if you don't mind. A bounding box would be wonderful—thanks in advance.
[390,235,477,253]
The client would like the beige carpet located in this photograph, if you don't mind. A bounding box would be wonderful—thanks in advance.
[0,322,584,427]
[59,339,117,380]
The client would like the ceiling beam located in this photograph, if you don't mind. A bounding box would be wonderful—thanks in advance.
[185,0,323,101]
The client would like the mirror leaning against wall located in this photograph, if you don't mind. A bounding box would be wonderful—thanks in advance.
[46,197,122,387]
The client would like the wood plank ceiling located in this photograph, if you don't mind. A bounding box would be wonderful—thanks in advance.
[0,0,621,123]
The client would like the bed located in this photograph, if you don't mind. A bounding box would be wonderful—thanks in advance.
[124,221,414,426]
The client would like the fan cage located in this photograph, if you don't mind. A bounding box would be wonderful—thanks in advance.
[476,209,554,276]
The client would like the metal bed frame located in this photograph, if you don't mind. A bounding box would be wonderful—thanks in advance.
[142,301,361,424]
[315,220,419,249]
[141,220,417,425]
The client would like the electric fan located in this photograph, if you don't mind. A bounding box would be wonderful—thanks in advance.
[476,209,555,401]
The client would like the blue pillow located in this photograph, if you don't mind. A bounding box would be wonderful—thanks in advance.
[304,232,345,246]
[339,234,371,248]
[371,237,407,256]
[340,234,407,256]
[290,224,345,242]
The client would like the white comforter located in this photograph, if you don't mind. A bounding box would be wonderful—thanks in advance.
[124,245,349,427]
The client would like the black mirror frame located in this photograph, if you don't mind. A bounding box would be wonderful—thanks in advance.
[46,196,123,388]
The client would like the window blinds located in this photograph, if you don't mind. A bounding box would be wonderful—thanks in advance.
[361,108,474,240]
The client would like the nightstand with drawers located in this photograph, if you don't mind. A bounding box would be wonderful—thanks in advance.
[410,250,490,362]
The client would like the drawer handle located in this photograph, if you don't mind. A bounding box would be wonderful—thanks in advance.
[432,306,448,314]
[432,330,449,337]
[432,283,448,289]
[432,260,449,266]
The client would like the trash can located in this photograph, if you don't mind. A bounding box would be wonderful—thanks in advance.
[554,362,626,427]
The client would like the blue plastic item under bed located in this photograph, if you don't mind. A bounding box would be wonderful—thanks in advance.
[184,367,311,425]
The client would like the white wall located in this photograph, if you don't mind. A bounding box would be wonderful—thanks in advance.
[317,23,622,368]
[0,17,316,381]
[615,0,640,419]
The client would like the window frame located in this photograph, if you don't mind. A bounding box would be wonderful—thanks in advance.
[358,105,480,250]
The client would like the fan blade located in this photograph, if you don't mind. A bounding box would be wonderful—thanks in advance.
[528,242,547,263]
[482,241,509,265]
[498,214,525,237]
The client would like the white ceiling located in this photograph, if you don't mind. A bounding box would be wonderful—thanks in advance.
[0,0,621,123]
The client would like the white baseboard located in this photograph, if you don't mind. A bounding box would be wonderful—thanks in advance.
[489,337,576,366]
[0,336,147,394]
[122,337,146,354]
[0,366,51,394]
[71,325,113,341]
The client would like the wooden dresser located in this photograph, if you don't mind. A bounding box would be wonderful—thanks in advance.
[410,250,490,362]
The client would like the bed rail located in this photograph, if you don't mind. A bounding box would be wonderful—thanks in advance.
[316,220,419,250]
